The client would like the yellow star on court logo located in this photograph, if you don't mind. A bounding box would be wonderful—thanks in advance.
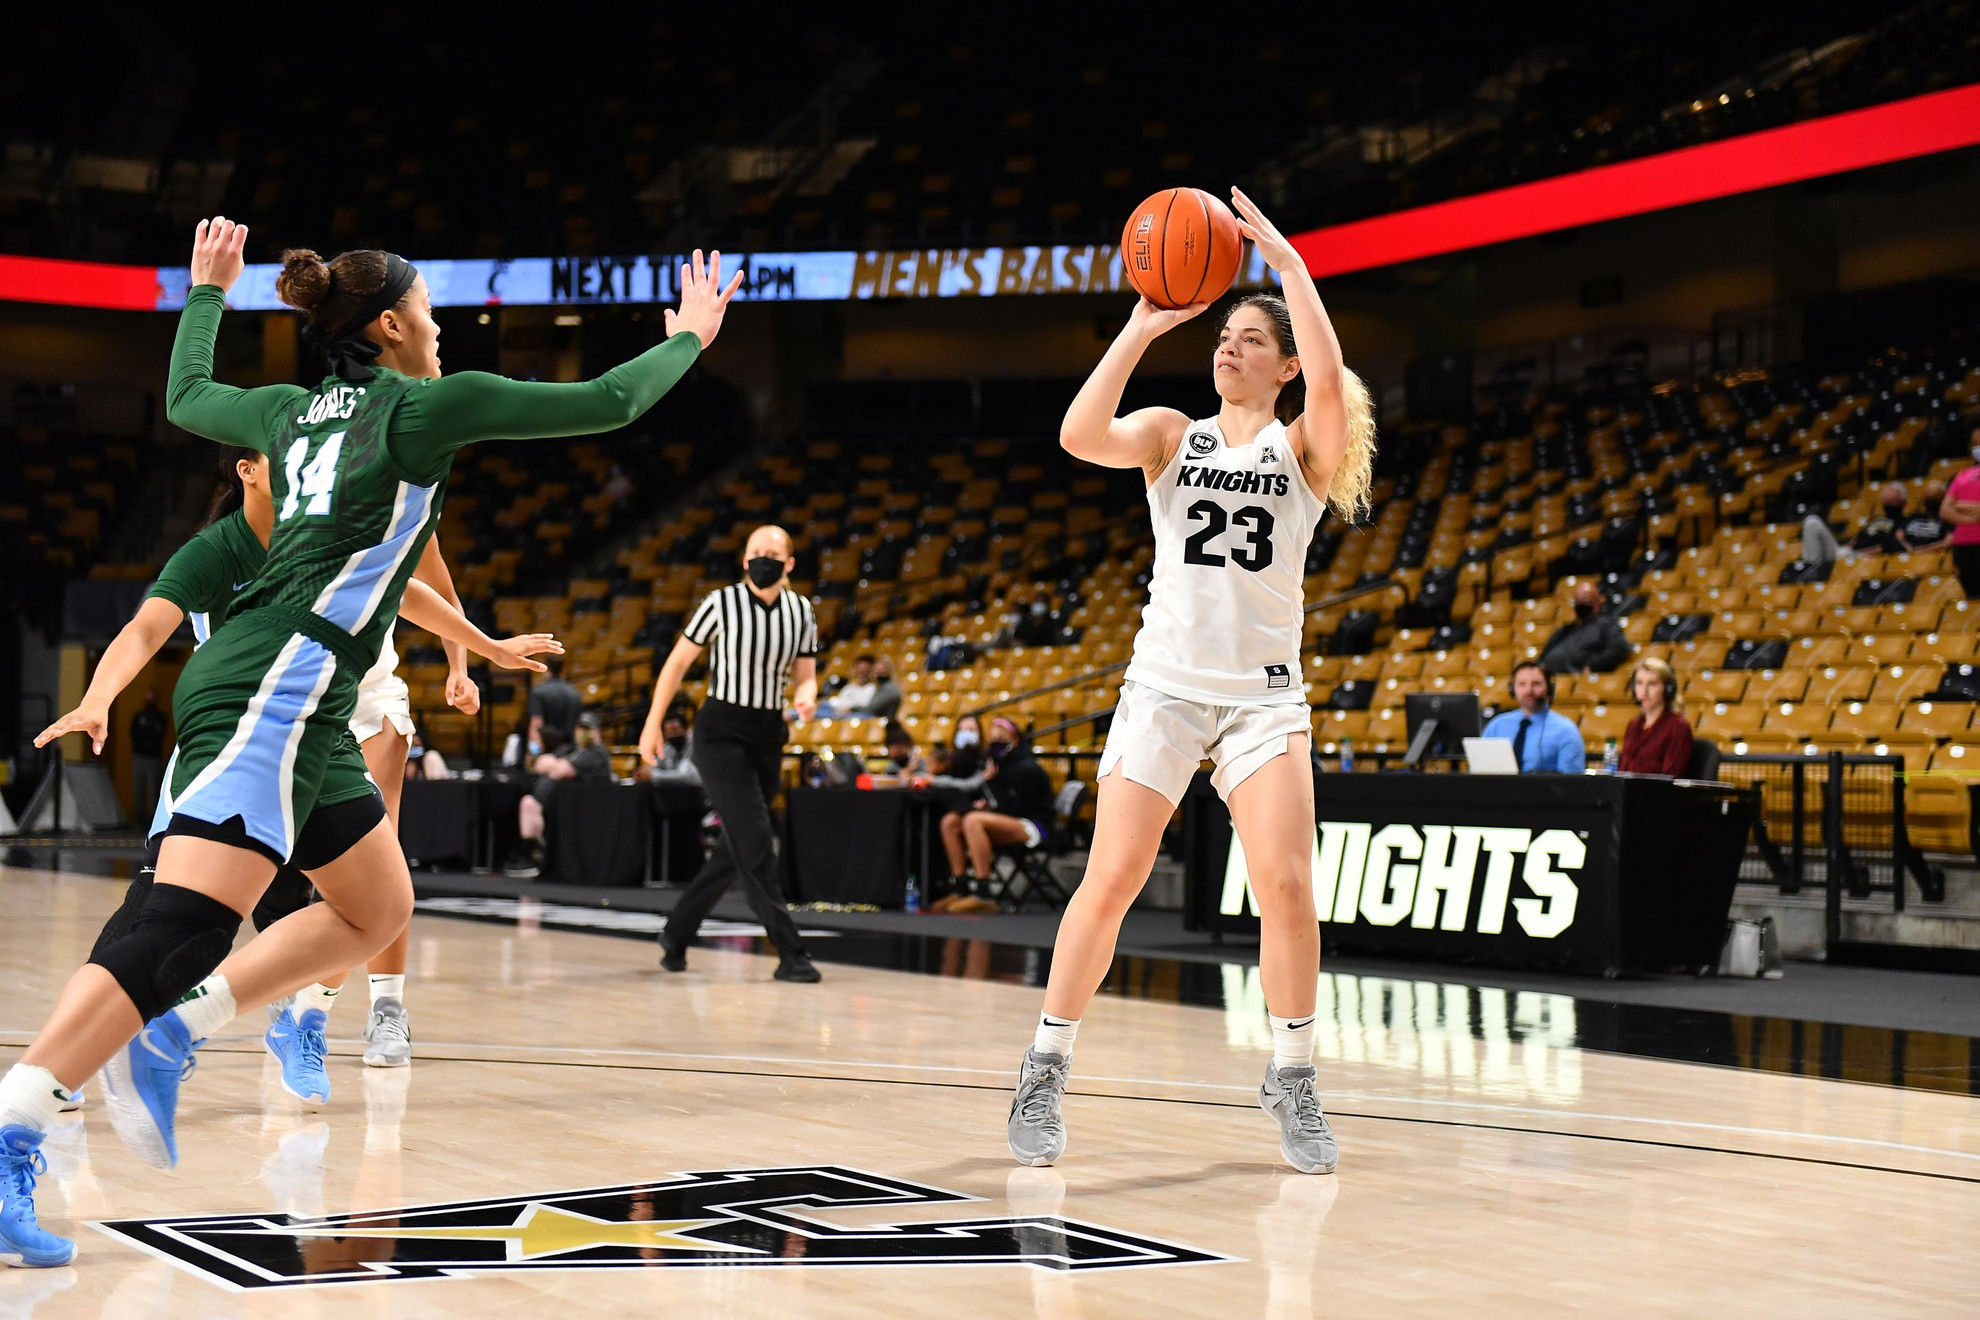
[284,1202,761,1261]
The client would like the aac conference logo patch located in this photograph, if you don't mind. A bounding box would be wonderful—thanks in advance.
[96,1166,1229,1290]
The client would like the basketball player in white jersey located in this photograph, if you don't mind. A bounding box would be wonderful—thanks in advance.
[1006,188,1375,1173]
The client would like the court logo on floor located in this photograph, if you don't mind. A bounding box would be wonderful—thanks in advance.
[95,1165,1230,1290]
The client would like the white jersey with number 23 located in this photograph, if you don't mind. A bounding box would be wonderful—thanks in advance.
[1122,415,1323,706]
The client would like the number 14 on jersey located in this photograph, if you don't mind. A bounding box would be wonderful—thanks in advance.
[278,431,344,522]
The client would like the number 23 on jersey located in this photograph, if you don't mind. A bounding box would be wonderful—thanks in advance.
[278,431,345,522]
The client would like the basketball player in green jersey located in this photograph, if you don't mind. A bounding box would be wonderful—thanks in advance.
[35,447,557,1129]
[0,217,740,1268]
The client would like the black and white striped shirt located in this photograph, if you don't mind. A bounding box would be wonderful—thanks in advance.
[683,583,820,710]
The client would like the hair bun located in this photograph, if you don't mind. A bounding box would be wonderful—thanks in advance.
[275,248,332,312]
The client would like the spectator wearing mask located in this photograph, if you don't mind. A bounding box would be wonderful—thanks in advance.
[127,689,168,823]
[1538,581,1629,676]
[527,654,583,756]
[403,730,453,781]
[1902,482,1952,552]
[648,706,701,786]
[1835,484,1909,557]
[1618,657,1693,777]
[856,659,903,719]
[823,655,877,716]
[882,721,927,778]
[508,714,614,877]
[1481,661,1587,774]
[937,716,1055,909]
[1944,435,1980,596]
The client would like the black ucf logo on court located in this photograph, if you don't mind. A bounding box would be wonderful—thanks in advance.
[97,1166,1228,1289]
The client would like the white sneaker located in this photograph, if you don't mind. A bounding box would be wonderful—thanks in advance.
[1259,1063,1338,1174]
[362,999,412,1068]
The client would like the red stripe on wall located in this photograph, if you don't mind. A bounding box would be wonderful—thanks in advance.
[0,254,161,310]
[1290,83,1980,279]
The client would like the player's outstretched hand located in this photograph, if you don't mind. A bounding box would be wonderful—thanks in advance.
[664,249,746,349]
[482,632,563,673]
[1229,187,1298,273]
[1127,296,1209,339]
[35,703,110,755]
[445,670,482,715]
[189,216,249,294]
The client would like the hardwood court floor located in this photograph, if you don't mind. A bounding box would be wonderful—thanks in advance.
[1,862,1977,1318]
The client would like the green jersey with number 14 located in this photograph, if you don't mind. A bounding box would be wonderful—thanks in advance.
[233,372,436,668]
[164,281,703,673]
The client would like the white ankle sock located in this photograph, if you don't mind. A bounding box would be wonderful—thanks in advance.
[0,1065,71,1135]
[1033,1013,1079,1059]
[294,984,339,1020]
[368,974,405,1006]
[173,975,237,1040]
[1269,1013,1316,1070]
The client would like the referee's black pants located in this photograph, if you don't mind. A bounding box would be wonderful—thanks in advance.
[663,700,807,961]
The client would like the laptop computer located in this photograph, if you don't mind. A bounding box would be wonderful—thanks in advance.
[1461,737,1521,775]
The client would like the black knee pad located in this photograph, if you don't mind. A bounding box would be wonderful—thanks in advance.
[89,885,243,1023]
[89,839,162,963]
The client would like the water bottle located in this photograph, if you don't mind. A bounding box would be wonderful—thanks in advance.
[904,873,921,914]
[1602,738,1620,774]
[1339,738,1354,774]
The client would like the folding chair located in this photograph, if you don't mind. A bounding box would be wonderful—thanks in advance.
[990,780,1088,912]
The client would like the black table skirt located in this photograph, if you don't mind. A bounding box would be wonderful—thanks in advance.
[398,779,478,865]
[545,781,651,888]
[783,788,911,906]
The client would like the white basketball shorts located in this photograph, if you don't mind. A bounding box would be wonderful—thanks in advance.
[1097,680,1310,806]
[348,671,415,744]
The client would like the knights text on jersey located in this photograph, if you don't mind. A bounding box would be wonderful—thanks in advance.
[1122,417,1323,705]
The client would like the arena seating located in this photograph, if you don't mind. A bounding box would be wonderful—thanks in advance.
[373,338,1980,800]
[0,384,155,632]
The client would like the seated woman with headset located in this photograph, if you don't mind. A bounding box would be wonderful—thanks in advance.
[1618,656,1694,777]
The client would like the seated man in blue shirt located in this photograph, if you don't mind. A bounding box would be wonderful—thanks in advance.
[1481,660,1588,774]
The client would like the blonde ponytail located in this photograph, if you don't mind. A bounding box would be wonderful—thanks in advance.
[1324,366,1376,523]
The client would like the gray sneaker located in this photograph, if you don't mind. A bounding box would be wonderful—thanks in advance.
[1007,1048,1070,1167]
[1259,1063,1338,1174]
[362,998,412,1068]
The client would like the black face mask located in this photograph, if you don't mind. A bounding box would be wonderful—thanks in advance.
[1573,603,1595,621]
[746,556,785,589]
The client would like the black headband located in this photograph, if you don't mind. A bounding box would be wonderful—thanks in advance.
[300,253,420,382]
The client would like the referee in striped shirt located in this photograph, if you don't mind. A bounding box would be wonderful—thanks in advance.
[639,524,821,982]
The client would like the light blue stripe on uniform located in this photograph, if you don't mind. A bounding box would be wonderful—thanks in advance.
[146,747,180,840]
[309,481,438,634]
[190,611,211,646]
[171,634,339,859]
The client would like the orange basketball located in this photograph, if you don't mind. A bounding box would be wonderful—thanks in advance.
[1119,188,1244,309]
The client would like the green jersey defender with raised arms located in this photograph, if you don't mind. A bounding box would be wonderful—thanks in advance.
[0,217,742,1271]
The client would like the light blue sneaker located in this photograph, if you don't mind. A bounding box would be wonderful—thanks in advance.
[265,1008,331,1106]
[0,1126,76,1267]
[98,1008,199,1169]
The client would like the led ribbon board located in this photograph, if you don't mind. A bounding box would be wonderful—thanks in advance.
[5,84,1978,311]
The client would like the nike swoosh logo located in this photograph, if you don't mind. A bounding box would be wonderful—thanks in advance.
[139,1028,176,1062]
[1284,1018,1316,1031]
[232,581,254,591]
[1041,1017,1073,1027]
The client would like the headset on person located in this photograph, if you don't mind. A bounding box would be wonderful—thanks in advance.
[1633,656,1678,707]
[1508,659,1554,706]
